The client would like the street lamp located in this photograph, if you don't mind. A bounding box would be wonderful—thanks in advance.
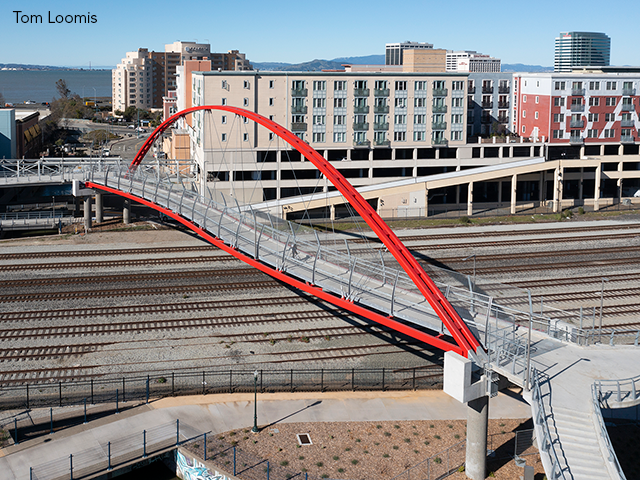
[92,87,97,116]
[252,370,259,433]
[599,277,610,343]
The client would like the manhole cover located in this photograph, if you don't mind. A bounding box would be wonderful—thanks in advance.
[297,433,313,445]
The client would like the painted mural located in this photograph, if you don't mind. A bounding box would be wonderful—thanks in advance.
[176,450,233,480]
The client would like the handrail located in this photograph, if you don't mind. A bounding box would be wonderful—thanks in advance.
[591,384,627,479]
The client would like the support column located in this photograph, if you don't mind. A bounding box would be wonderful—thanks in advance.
[553,166,563,213]
[579,168,584,202]
[95,192,103,224]
[511,174,517,214]
[83,196,92,232]
[467,182,473,217]
[466,395,489,480]
[330,204,335,221]
[594,164,602,211]
[618,161,624,200]
[424,188,429,218]
[123,199,131,225]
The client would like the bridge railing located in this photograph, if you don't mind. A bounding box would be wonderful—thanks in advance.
[592,384,628,480]
[595,374,640,409]
[530,368,566,479]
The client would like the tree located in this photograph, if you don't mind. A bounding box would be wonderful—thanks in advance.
[56,79,70,99]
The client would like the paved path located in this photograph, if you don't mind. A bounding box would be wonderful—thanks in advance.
[0,390,531,480]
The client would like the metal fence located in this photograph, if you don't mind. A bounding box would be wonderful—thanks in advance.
[29,419,193,480]
[389,439,466,480]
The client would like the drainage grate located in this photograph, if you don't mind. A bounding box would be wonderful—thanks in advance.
[297,433,313,445]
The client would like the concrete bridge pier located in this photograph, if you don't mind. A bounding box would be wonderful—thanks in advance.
[123,199,131,225]
[83,196,92,232]
[466,395,489,480]
[95,192,103,224]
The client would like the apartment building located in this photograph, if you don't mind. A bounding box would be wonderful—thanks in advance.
[554,32,611,73]
[112,42,252,113]
[466,73,513,138]
[187,71,469,202]
[513,72,639,148]
[446,51,501,73]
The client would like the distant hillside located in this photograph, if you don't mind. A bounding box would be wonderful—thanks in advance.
[253,54,387,72]
[0,63,111,71]
[502,63,553,73]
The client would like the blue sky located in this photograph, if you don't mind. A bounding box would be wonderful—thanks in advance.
[2,0,638,68]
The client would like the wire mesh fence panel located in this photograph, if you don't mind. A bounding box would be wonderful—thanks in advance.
[514,429,536,458]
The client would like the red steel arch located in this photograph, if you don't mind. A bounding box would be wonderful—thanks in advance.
[127,106,481,357]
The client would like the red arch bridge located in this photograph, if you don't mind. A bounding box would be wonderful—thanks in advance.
[82,106,488,360]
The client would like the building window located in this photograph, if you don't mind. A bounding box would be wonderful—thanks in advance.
[606,81,617,90]
[606,97,617,106]
[451,114,463,124]
[535,96,539,104]
[587,129,598,138]
[313,115,325,125]
[522,125,526,133]
[522,110,526,118]
[603,129,615,138]
[221,133,227,142]
[588,113,599,122]
[452,81,464,91]
[243,117,249,124]
[523,95,527,103]
[313,98,325,108]
[312,132,325,143]
[243,80,250,89]
[415,81,427,91]
[334,132,346,142]
[334,115,346,125]
[414,131,425,141]
[604,113,615,121]
[415,98,426,107]
[395,98,407,108]
[589,81,600,90]
[589,97,600,106]
[394,114,407,124]
[334,81,346,91]
[451,131,462,141]
[269,115,275,121]
[354,131,367,143]
[395,81,407,91]
[243,133,249,141]
[553,129,564,139]
[334,98,346,108]
[554,97,565,107]
[292,80,305,90]
[414,114,426,124]
[221,116,227,124]
[269,80,275,89]
[554,81,566,90]
[243,98,249,107]
[534,111,539,119]
[375,80,387,90]
[269,132,274,141]
[269,98,274,106]
[313,81,326,91]
[452,98,463,108]
[221,98,227,106]
[553,113,564,123]
[393,131,406,141]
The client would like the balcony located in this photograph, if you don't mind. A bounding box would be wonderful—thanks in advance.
[353,139,371,148]
[353,122,369,131]
[374,88,390,96]
[482,86,494,94]
[291,122,307,131]
[468,86,476,94]
[498,85,510,94]
[373,122,389,130]
[571,88,586,96]
[354,106,370,114]
[374,105,389,114]
[569,135,584,144]
[622,104,635,112]
[432,105,447,113]
[291,105,307,114]
[570,104,585,112]
[354,88,370,97]
[621,135,635,143]
[432,121,447,130]
[623,88,636,96]
[374,139,391,147]
[621,119,635,128]
[432,137,448,145]
[433,88,448,96]
[498,101,509,109]
[482,101,494,109]
[291,88,308,97]
[570,120,584,128]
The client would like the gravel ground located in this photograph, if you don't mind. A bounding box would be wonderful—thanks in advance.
[188,419,543,480]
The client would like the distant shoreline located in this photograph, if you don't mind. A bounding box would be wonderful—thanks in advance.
[0,65,113,71]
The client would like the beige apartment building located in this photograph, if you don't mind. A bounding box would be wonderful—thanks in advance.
[187,71,469,203]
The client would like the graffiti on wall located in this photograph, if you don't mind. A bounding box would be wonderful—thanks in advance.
[176,450,232,480]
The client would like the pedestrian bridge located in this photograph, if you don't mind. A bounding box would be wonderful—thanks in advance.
[1,106,639,479]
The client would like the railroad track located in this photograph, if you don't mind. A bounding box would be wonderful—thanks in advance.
[0,245,219,261]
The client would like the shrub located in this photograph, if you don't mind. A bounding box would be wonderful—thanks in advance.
[351,459,359,465]
[434,457,442,464]
[333,456,340,461]
[299,456,304,460]
[383,453,390,458]
[157,377,167,384]
[280,461,289,466]
[578,206,585,215]
[460,216,471,224]
[316,462,323,467]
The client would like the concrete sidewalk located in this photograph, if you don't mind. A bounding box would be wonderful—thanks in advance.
[0,389,531,480]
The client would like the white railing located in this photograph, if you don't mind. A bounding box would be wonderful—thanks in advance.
[592,384,627,480]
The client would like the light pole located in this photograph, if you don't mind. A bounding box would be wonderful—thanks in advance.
[599,277,609,343]
[92,87,97,116]
[52,195,55,227]
[252,370,259,433]
[463,254,476,284]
